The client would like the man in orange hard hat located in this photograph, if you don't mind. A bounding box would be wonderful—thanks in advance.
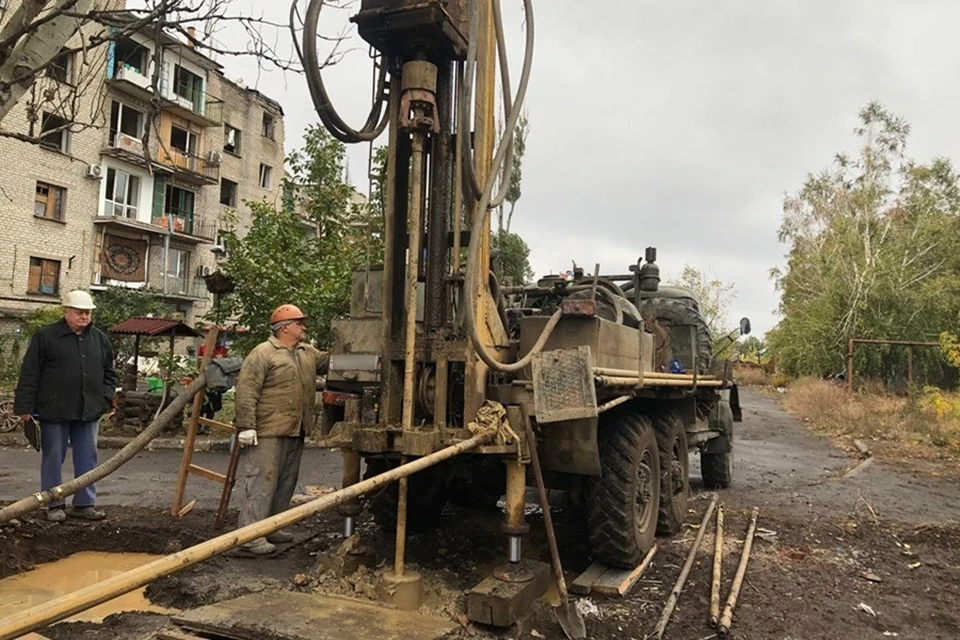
[233,303,329,555]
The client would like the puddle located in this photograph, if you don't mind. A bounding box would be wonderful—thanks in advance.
[0,552,177,622]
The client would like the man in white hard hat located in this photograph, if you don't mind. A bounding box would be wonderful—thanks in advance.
[14,290,117,522]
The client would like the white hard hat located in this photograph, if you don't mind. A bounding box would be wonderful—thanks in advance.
[62,290,96,310]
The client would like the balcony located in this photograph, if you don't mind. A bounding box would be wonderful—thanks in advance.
[146,276,208,301]
[159,86,223,127]
[151,212,218,243]
[100,132,174,174]
[159,147,220,185]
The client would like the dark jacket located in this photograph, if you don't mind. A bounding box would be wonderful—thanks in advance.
[14,319,117,422]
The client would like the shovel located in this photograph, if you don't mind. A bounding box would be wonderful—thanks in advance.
[524,421,586,639]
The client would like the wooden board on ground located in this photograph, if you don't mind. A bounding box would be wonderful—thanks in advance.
[570,545,657,597]
[173,590,455,640]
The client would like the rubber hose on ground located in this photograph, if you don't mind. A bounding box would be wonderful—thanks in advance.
[0,373,207,524]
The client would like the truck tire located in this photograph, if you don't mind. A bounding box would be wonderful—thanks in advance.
[363,458,448,534]
[654,411,689,535]
[701,450,733,489]
[587,410,660,568]
[640,298,713,373]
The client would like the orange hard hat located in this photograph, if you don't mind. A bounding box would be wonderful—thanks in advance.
[270,304,306,325]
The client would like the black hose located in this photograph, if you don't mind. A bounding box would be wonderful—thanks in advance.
[0,374,208,524]
[296,0,389,143]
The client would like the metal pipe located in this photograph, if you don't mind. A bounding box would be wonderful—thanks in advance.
[654,495,718,639]
[595,368,718,380]
[395,472,409,576]
[710,504,724,627]
[718,507,759,637]
[508,536,522,563]
[344,517,356,538]
[598,394,634,413]
[401,129,428,435]
[596,376,724,388]
[0,432,494,640]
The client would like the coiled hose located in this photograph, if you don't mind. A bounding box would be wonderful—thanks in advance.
[0,373,207,524]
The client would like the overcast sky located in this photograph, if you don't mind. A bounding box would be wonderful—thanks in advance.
[215,1,959,338]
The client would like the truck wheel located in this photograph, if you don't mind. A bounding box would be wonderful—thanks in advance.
[701,449,733,489]
[363,458,448,534]
[655,411,689,535]
[587,410,660,568]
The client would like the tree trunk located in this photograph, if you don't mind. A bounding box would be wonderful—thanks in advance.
[0,0,95,124]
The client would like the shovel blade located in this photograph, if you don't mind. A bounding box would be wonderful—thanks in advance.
[555,602,586,640]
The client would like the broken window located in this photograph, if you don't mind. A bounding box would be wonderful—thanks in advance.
[28,257,61,295]
[40,112,71,153]
[224,124,241,155]
[34,182,66,221]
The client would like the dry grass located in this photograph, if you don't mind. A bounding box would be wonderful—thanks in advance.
[782,377,960,459]
[733,365,770,386]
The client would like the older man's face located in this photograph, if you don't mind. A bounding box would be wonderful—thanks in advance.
[63,307,92,333]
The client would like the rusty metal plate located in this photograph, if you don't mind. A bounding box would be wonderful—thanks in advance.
[531,347,598,424]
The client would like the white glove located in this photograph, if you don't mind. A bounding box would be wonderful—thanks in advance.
[238,429,258,447]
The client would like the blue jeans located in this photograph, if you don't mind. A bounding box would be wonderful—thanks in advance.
[40,420,99,509]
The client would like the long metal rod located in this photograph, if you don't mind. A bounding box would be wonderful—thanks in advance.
[654,495,718,639]
[595,368,719,380]
[596,376,724,388]
[0,433,494,640]
[718,507,759,637]
[710,504,725,627]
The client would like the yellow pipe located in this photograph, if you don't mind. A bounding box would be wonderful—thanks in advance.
[596,375,724,388]
[0,433,494,640]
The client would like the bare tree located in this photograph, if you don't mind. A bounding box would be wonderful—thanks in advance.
[0,0,345,149]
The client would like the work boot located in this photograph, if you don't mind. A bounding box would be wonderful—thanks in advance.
[266,530,294,544]
[46,508,66,523]
[68,506,106,521]
[243,538,277,556]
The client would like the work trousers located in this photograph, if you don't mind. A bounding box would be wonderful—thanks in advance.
[40,420,99,509]
[237,435,305,534]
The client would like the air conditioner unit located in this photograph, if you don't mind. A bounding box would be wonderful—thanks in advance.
[115,132,143,155]
[196,265,214,278]
[85,164,103,179]
[205,151,221,166]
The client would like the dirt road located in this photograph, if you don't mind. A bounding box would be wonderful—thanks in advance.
[2,388,958,639]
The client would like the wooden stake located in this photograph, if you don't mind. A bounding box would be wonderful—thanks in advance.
[719,507,760,637]
[710,504,724,627]
[654,495,718,639]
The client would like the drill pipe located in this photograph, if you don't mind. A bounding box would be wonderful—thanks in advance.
[654,495,719,639]
[0,374,208,524]
[0,432,494,640]
[719,507,760,637]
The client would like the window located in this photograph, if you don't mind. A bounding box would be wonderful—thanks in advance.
[40,112,70,153]
[27,257,61,295]
[261,112,275,140]
[165,185,196,222]
[170,125,198,155]
[220,178,238,207]
[104,168,141,219]
[223,124,241,155]
[113,39,148,77]
[46,51,73,84]
[258,163,272,189]
[109,100,144,146]
[164,247,189,293]
[34,182,66,221]
[173,65,203,104]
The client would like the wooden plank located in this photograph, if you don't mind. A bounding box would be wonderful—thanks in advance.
[155,631,208,640]
[174,590,454,640]
[466,560,551,627]
[570,563,608,595]
[592,545,658,597]
[188,464,226,484]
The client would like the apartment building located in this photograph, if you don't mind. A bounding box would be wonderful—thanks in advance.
[0,6,286,330]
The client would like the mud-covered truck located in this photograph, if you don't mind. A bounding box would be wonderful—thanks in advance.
[319,247,748,569]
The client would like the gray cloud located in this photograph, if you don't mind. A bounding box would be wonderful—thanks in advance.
[221,1,960,337]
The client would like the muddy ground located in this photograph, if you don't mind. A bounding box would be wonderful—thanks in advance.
[2,388,959,640]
